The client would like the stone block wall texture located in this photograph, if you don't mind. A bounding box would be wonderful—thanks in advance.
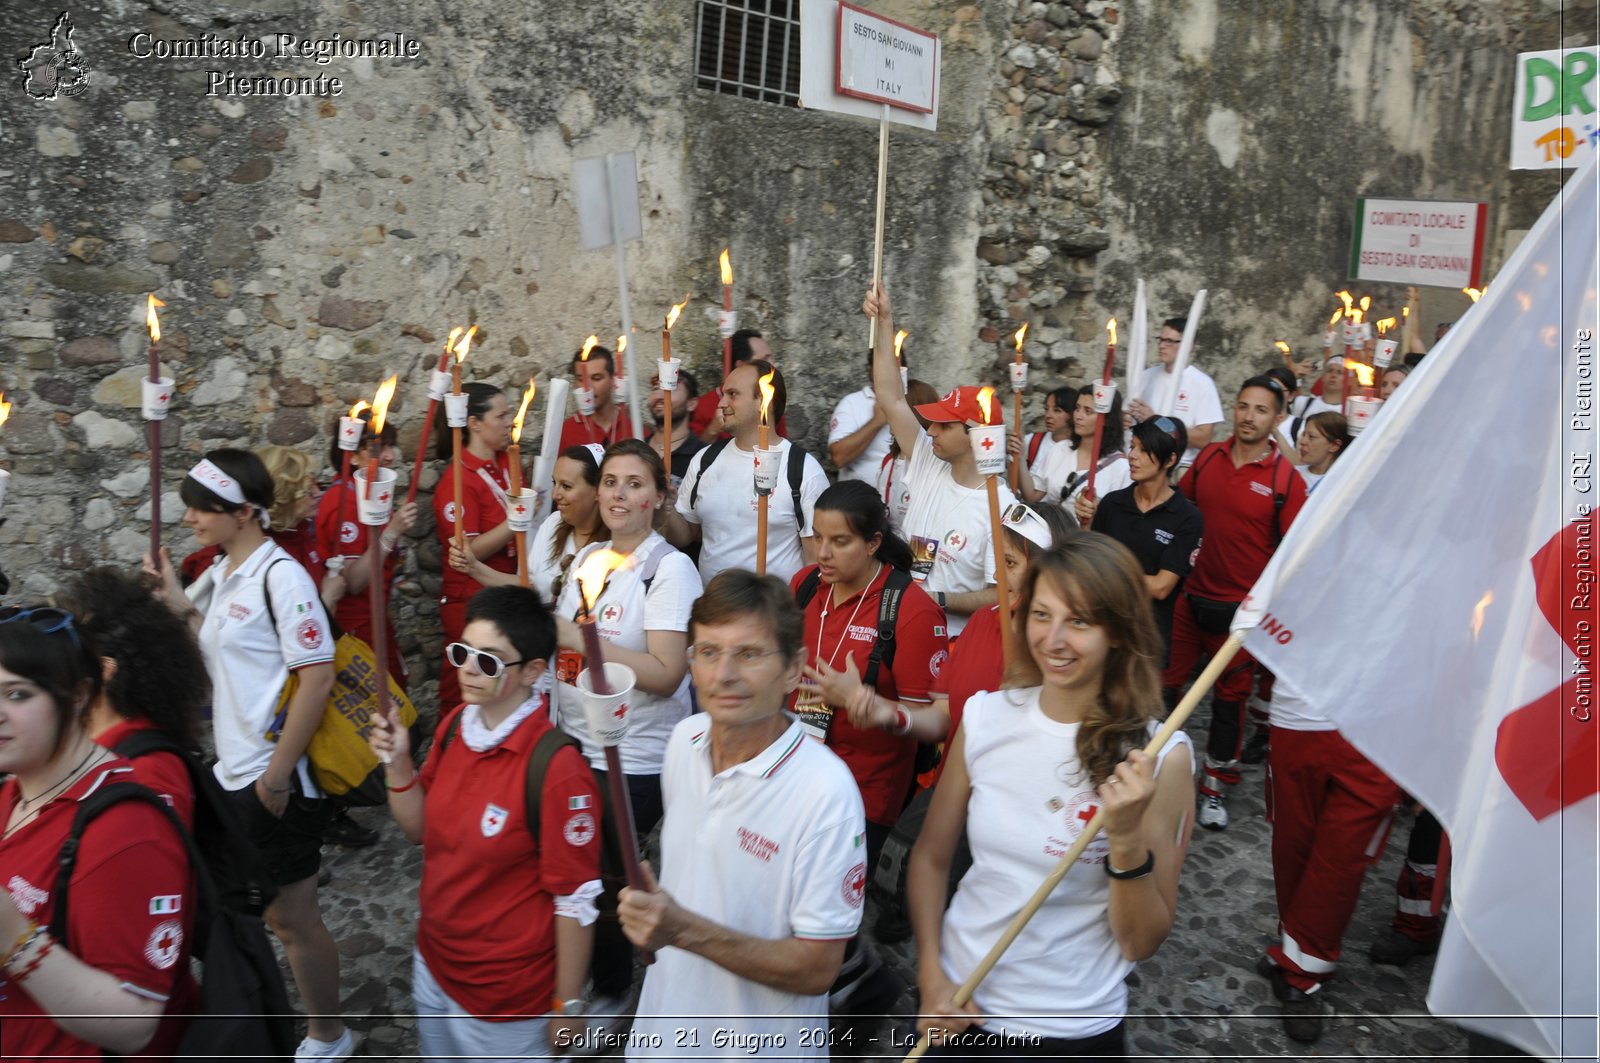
[1,0,1590,691]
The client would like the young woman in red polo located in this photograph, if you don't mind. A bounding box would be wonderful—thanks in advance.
[370,586,601,1061]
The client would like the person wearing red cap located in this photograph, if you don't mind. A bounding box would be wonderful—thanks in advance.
[861,283,1016,637]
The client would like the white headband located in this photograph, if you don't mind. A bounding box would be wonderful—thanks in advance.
[583,444,606,465]
[187,459,270,528]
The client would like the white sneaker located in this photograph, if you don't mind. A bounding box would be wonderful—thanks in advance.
[296,1028,357,1062]
[1198,792,1229,831]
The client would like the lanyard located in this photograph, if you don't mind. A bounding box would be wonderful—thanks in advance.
[815,564,881,671]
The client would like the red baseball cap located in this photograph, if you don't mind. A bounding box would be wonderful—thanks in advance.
[913,385,1003,426]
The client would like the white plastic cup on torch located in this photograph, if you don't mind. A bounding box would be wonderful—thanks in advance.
[1091,380,1118,414]
[444,393,470,428]
[427,367,452,402]
[753,446,782,495]
[507,488,537,533]
[1342,321,1361,348]
[353,467,398,526]
[970,425,1008,478]
[1346,397,1383,434]
[337,416,364,452]
[1359,321,1374,344]
[141,377,175,421]
[577,662,638,746]
[0,468,9,514]
[575,387,597,416]
[613,376,627,400]
[1374,339,1398,369]
[659,358,681,391]
[1008,362,1029,392]
[718,309,739,339]
[899,366,909,392]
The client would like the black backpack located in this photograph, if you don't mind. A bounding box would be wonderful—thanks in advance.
[434,711,599,853]
[50,781,297,1063]
[688,437,809,529]
[112,729,279,916]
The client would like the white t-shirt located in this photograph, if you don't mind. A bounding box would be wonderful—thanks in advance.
[189,540,337,792]
[941,689,1192,1039]
[876,452,912,536]
[900,433,1015,637]
[1265,672,1335,732]
[1135,364,1224,466]
[829,387,893,483]
[1032,440,1133,509]
[676,437,829,585]
[553,534,702,775]
[631,716,865,1060]
[1025,432,1059,486]
[525,510,580,604]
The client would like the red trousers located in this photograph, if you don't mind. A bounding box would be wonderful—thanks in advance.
[1162,598,1259,787]
[1391,808,1446,942]
[436,597,468,716]
[1266,727,1402,992]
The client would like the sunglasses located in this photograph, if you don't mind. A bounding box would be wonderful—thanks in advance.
[1000,504,1053,549]
[0,606,81,651]
[445,642,528,678]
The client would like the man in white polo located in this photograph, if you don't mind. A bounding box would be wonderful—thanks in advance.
[619,571,865,1059]
[828,350,895,482]
[1127,316,1224,469]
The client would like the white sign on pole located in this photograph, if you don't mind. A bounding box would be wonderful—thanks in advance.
[799,0,940,131]
[1510,48,1599,171]
[573,151,642,252]
[1350,197,1488,290]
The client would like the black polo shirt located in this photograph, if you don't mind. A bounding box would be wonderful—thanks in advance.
[1093,484,1204,647]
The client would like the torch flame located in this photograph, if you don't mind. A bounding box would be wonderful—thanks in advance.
[1275,341,1292,356]
[617,334,628,356]
[1012,323,1028,353]
[1463,287,1484,303]
[575,548,630,613]
[452,325,478,365]
[1106,318,1117,347]
[1359,295,1371,314]
[665,293,691,331]
[146,294,166,344]
[1328,308,1344,326]
[1402,306,1410,319]
[719,249,732,287]
[579,335,599,362]
[976,386,994,425]
[894,329,909,362]
[0,391,10,431]
[758,368,777,425]
[1349,306,1365,326]
[1472,591,1494,641]
[370,375,399,434]
[348,400,370,420]
[512,378,536,445]
[1376,317,1397,336]
[1335,290,1354,314]
[445,326,463,354]
[1350,363,1376,388]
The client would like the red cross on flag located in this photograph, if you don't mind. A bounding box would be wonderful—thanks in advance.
[1232,157,1599,1061]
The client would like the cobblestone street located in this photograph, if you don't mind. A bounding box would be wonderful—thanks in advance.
[299,703,1464,1061]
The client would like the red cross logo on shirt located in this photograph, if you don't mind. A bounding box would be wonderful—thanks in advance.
[601,604,621,624]
[1493,515,1599,821]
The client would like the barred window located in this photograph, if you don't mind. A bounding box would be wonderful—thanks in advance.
[694,0,801,107]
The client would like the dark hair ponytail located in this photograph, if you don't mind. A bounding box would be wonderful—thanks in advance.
[813,480,914,572]
[433,382,504,460]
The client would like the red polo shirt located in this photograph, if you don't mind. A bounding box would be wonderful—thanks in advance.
[0,763,198,1061]
[433,449,517,601]
[94,718,196,830]
[315,476,400,643]
[928,603,1005,785]
[791,564,947,824]
[558,409,650,452]
[416,702,602,1019]
[1179,440,1307,602]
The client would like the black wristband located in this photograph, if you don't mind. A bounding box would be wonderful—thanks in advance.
[1104,849,1155,880]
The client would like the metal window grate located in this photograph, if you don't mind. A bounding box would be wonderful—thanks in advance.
[694,0,801,107]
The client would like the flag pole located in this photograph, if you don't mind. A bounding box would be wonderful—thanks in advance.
[903,632,1245,1061]
[868,104,889,350]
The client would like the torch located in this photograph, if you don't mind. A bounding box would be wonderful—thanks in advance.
[753,368,779,575]
[572,548,655,966]
[1274,341,1295,375]
[969,388,1014,667]
[508,379,537,587]
[1335,290,1357,359]
[574,335,600,418]
[336,399,370,554]
[1373,318,1398,370]
[356,376,400,753]
[1462,286,1484,304]
[894,329,910,394]
[1324,308,1343,355]
[446,326,478,552]
[0,392,11,518]
[614,334,629,413]
[661,294,690,463]
[142,295,172,565]
[719,249,735,381]
[1358,295,1374,358]
[1346,362,1381,433]
[1008,324,1028,492]
[408,328,462,506]
[1084,319,1118,509]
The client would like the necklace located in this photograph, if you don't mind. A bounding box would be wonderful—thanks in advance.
[816,563,882,670]
[17,741,100,811]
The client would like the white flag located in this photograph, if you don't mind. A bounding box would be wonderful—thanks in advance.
[1233,158,1599,1061]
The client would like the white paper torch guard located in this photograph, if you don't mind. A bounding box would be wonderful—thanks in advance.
[444,393,470,428]
[141,377,175,421]
[577,662,638,746]
[353,467,398,526]
[1091,381,1117,414]
[970,425,1008,478]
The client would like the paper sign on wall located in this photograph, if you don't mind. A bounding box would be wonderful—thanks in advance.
[1510,47,1599,170]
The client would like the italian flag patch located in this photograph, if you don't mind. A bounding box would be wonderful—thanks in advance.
[148,895,182,915]
[568,795,592,810]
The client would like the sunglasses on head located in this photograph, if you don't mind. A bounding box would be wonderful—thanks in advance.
[1000,504,1053,550]
[445,642,528,678]
[0,606,82,651]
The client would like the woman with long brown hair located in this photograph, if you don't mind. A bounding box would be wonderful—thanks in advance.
[908,533,1193,1058]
